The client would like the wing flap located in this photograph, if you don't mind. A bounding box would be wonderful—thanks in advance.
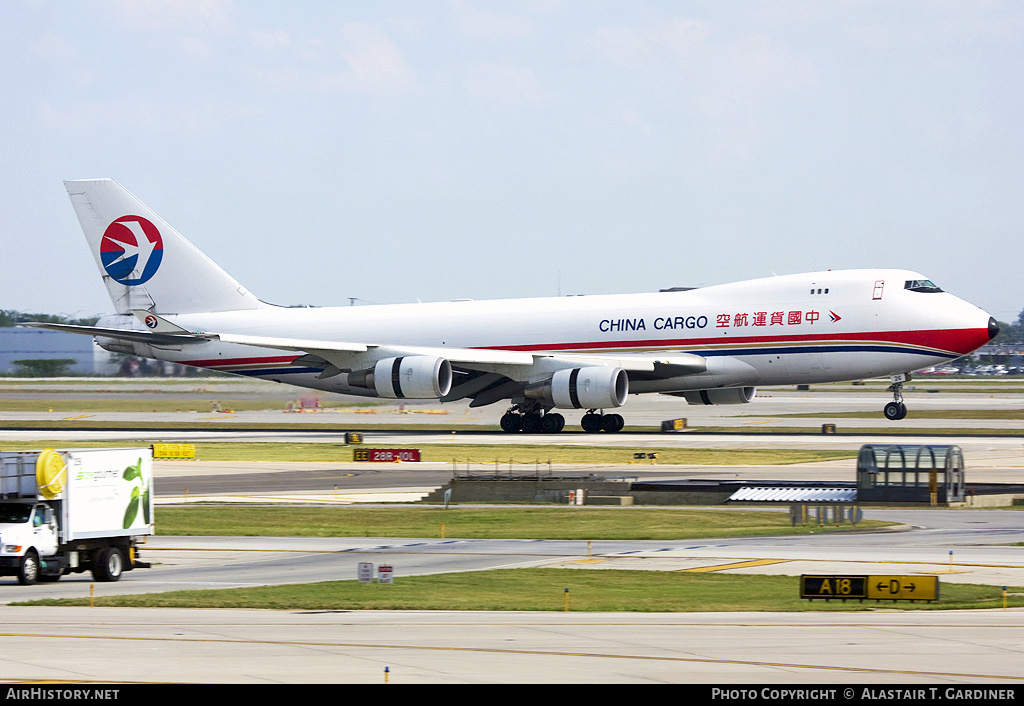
[537,352,707,376]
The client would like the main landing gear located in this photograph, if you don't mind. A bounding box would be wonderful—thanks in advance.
[500,406,566,433]
[883,373,909,420]
[499,405,624,433]
[580,411,624,433]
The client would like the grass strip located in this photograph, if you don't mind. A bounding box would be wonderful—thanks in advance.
[152,506,891,540]
[0,440,857,466]
[0,398,385,413]
[19,569,1023,612]
[0,420,499,432]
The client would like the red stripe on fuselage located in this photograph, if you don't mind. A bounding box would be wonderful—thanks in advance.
[478,327,990,356]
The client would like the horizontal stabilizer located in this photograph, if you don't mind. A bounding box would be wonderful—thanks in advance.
[19,321,204,346]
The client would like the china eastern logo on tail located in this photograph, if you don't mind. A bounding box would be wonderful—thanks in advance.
[100,215,163,285]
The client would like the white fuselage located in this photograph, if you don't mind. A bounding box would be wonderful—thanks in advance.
[99,268,993,402]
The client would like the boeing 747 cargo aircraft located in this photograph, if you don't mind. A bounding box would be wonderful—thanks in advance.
[29,179,999,433]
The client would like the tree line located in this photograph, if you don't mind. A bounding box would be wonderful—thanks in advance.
[1,310,100,327]
[992,309,1024,345]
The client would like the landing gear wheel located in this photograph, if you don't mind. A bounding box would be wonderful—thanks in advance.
[883,401,908,420]
[520,414,542,434]
[581,413,603,433]
[581,412,624,432]
[540,413,565,433]
[500,413,522,433]
[601,413,625,433]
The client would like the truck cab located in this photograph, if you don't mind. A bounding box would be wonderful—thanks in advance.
[0,501,60,584]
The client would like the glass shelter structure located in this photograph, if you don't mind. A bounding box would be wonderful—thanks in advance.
[856,445,965,504]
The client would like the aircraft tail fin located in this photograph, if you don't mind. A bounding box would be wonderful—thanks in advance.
[64,179,266,315]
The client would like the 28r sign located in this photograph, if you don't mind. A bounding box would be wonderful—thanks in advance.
[353,448,421,462]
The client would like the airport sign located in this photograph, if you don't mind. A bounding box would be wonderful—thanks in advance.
[867,575,939,601]
[353,448,421,462]
[801,575,939,602]
[357,562,374,583]
[151,443,196,459]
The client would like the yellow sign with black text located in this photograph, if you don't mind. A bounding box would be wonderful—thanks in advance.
[151,443,196,459]
[801,574,938,602]
[866,575,939,601]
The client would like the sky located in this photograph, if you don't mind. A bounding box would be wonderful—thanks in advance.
[1,1,1022,323]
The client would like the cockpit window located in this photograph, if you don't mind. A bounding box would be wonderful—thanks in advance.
[905,280,943,293]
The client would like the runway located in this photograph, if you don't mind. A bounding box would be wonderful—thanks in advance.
[3,379,1023,434]
[1,607,1022,684]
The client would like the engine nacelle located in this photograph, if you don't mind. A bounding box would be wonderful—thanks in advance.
[527,366,629,409]
[95,336,139,356]
[682,387,756,405]
[348,356,453,399]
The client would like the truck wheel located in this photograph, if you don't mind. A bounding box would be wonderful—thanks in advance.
[18,550,40,586]
[92,547,124,582]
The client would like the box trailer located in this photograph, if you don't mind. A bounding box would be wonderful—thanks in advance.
[0,448,154,584]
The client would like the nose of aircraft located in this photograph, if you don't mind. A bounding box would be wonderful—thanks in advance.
[989,317,1000,341]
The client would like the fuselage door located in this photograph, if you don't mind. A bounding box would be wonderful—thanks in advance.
[872,280,884,300]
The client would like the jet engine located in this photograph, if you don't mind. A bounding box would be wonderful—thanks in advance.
[681,387,756,405]
[348,356,453,399]
[526,366,629,409]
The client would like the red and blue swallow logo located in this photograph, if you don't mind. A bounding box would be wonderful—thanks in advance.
[100,215,163,286]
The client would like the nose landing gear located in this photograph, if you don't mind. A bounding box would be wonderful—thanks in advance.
[884,373,909,420]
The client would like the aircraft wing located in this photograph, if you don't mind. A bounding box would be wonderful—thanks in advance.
[196,331,708,375]
[24,316,708,379]
[130,311,704,373]
[204,332,536,367]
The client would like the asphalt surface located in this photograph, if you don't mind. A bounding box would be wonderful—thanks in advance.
[0,379,1022,684]
[1,606,1021,684]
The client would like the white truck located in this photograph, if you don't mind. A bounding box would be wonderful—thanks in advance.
[0,447,154,585]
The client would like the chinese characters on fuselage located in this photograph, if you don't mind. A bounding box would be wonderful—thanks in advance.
[598,311,822,333]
